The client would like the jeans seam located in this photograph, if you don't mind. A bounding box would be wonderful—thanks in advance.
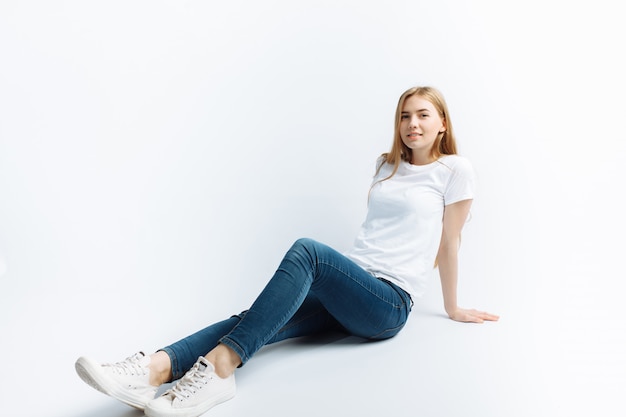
[379,278,412,311]
[316,259,404,308]
[219,336,248,364]
[369,321,407,339]
[268,271,312,336]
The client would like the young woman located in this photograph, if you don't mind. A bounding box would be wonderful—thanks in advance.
[75,86,499,417]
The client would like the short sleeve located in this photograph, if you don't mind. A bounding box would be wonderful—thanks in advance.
[374,155,386,172]
[444,156,475,205]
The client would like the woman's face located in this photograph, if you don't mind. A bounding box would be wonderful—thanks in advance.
[399,95,446,164]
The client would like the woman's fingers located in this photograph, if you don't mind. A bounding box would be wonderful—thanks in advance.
[457,308,500,323]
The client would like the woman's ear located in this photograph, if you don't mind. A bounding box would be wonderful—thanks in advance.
[439,120,447,133]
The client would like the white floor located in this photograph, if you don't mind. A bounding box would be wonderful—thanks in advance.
[2,267,623,417]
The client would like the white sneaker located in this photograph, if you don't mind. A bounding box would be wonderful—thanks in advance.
[145,357,236,417]
[75,351,158,410]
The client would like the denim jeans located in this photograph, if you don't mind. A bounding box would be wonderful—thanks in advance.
[160,238,412,380]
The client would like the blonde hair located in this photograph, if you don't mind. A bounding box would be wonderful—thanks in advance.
[375,86,458,181]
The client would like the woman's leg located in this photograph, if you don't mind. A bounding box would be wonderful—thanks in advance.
[219,238,412,367]
[159,315,241,381]
[159,291,344,380]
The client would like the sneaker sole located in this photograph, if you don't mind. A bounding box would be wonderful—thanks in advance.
[144,386,236,417]
[75,356,152,410]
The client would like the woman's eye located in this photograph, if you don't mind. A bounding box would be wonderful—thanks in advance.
[419,114,429,118]
[401,115,409,120]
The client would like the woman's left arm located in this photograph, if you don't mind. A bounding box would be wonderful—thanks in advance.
[438,199,499,323]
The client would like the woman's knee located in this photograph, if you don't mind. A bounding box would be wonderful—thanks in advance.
[288,238,321,258]
[292,237,317,250]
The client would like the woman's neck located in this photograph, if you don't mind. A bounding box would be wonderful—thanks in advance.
[410,152,436,166]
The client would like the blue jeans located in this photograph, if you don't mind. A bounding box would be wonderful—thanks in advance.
[160,238,412,380]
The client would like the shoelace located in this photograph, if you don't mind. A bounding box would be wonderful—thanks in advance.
[168,362,211,400]
[105,352,148,376]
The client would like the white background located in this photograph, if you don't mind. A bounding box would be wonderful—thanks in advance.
[1,1,624,416]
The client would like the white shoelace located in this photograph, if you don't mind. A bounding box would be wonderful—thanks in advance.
[168,362,210,400]
[105,352,148,376]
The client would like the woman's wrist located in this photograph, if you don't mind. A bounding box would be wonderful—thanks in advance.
[445,307,457,318]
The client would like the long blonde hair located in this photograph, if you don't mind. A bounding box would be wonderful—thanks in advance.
[375,86,458,181]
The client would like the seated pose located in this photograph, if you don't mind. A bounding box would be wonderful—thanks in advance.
[75,86,499,417]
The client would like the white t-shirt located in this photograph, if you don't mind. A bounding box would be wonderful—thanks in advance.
[344,154,475,299]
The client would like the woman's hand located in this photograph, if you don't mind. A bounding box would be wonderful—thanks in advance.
[447,307,499,324]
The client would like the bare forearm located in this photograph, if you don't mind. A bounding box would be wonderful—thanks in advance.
[438,244,459,317]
